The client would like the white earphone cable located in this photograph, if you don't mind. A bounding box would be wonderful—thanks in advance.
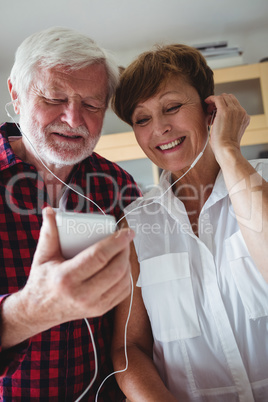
[5,101,215,401]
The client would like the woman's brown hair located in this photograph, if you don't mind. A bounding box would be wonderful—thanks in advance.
[112,43,214,126]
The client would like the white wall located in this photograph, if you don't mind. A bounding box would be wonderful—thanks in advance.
[2,27,268,126]
[0,72,11,124]
[1,28,268,170]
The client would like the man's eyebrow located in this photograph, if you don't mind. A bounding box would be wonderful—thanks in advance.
[38,89,106,104]
[83,94,106,102]
[33,85,65,96]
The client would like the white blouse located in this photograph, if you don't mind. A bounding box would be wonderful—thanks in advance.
[125,159,268,402]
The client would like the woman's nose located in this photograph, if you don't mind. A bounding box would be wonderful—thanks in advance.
[153,116,172,136]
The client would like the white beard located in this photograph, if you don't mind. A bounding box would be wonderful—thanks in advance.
[19,117,100,167]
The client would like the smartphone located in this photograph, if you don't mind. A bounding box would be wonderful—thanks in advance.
[55,211,116,259]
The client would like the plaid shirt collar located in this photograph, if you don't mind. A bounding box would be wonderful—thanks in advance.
[0,123,23,171]
[0,122,82,178]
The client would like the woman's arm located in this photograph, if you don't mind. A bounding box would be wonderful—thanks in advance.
[112,238,177,401]
[206,94,268,282]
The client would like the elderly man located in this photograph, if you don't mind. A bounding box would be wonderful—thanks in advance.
[0,27,140,401]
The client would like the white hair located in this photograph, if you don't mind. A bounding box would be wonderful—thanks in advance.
[9,26,119,102]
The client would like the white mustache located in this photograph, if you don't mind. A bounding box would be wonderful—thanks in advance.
[46,123,89,136]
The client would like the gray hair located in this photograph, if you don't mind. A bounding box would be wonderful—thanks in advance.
[9,26,119,103]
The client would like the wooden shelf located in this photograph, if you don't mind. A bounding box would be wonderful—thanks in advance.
[214,62,268,147]
[95,62,268,162]
[95,131,146,161]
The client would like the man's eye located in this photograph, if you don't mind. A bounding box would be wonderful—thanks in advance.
[83,103,100,112]
[45,98,65,104]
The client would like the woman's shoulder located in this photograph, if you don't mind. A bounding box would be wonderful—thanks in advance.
[249,158,268,178]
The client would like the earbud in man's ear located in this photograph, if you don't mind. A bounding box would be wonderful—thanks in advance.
[5,101,13,118]
[5,100,19,118]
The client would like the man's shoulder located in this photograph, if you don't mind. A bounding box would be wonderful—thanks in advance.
[0,123,21,170]
[79,152,142,206]
[0,122,21,138]
[84,151,137,183]
[87,151,124,171]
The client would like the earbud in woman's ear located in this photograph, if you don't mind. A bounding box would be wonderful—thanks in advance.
[210,109,217,125]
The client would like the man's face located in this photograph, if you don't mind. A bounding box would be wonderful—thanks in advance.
[17,63,109,167]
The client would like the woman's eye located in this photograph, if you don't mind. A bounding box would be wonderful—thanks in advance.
[134,117,150,126]
[166,104,182,113]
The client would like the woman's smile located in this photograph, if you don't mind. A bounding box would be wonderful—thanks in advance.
[157,136,186,151]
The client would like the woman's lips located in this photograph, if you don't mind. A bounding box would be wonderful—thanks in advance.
[158,136,186,151]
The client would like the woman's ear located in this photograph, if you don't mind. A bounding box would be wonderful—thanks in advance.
[207,109,217,132]
[208,113,213,127]
[7,78,20,114]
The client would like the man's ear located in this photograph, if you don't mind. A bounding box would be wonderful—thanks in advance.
[7,78,20,114]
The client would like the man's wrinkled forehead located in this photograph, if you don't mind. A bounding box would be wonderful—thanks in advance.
[28,64,109,105]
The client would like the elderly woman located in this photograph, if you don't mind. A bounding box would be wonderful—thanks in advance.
[111,44,268,401]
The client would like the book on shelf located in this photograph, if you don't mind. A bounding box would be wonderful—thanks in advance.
[193,41,244,69]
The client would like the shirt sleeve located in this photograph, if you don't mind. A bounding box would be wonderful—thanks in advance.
[252,159,268,180]
[0,294,31,377]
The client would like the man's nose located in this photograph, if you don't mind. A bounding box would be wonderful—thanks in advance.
[60,102,84,128]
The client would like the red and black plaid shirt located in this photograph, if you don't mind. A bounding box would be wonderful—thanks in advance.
[0,123,141,401]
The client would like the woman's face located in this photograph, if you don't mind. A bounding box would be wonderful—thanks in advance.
[131,75,210,174]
